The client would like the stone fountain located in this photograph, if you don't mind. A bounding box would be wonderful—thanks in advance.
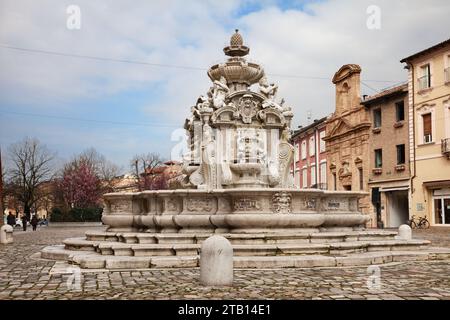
[41,31,450,270]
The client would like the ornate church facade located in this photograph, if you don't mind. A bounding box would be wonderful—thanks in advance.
[323,65,373,226]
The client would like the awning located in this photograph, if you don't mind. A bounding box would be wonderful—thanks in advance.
[423,180,450,189]
[380,186,409,192]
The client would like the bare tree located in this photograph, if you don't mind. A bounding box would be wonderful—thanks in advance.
[78,148,119,177]
[130,153,165,190]
[6,138,56,220]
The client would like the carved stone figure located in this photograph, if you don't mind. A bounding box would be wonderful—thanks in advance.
[259,76,284,111]
[278,129,295,188]
[198,124,217,189]
[212,76,229,109]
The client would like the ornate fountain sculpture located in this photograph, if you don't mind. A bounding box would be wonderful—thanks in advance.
[100,30,369,234]
[41,30,448,270]
[183,30,295,191]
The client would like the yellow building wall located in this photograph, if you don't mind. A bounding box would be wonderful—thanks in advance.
[409,44,450,224]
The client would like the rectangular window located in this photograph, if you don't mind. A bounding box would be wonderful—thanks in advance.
[309,136,315,156]
[320,162,327,187]
[375,149,382,168]
[302,168,308,189]
[422,113,432,143]
[359,168,364,190]
[333,173,337,190]
[395,101,405,122]
[310,165,316,187]
[419,64,431,90]
[373,109,382,128]
[294,143,300,162]
[319,131,326,153]
[301,141,307,160]
[396,144,405,165]
[294,170,300,187]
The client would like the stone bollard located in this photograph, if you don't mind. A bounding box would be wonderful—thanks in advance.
[200,235,233,286]
[0,225,13,244]
[395,224,412,240]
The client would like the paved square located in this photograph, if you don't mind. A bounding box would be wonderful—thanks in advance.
[1,226,449,300]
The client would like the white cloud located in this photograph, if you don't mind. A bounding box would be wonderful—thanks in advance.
[1,0,449,166]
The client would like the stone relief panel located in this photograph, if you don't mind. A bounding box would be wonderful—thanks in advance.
[109,199,132,214]
[162,198,181,214]
[233,198,262,211]
[325,198,349,211]
[217,197,232,213]
[272,192,292,214]
[305,198,317,210]
[185,198,214,213]
[349,198,358,212]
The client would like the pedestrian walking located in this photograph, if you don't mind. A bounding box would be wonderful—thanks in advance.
[31,215,38,231]
[7,212,15,227]
[21,215,27,231]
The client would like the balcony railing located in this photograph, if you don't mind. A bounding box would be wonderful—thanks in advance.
[442,138,450,158]
[311,183,328,190]
[418,75,430,91]
[445,67,450,84]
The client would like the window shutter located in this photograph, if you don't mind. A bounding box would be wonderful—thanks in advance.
[423,114,432,135]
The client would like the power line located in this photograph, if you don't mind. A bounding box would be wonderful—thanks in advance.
[0,44,205,71]
[361,80,379,93]
[0,110,180,128]
[0,44,400,84]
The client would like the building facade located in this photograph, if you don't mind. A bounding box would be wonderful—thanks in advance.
[401,39,450,226]
[323,64,373,226]
[362,83,410,227]
[291,117,328,189]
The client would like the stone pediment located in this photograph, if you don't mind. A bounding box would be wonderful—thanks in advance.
[328,118,353,138]
[257,108,285,128]
[332,64,361,84]
[211,104,238,125]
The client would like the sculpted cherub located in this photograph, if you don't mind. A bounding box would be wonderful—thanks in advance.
[259,76,283,111]
[212,76,229,109]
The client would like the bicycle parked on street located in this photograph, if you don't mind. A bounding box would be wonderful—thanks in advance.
[406,215,430,229]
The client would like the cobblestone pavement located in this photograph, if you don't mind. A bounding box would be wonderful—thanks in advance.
[0,226,449,300]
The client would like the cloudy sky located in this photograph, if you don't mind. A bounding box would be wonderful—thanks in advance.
[1,0,449,172]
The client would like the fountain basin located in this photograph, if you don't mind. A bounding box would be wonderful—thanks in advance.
[102,188,369,233]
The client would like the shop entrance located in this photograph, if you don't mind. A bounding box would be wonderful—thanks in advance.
[434,197,450,225]
[386,190,409,227]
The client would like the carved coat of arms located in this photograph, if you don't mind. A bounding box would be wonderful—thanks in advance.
[238,94,258,124]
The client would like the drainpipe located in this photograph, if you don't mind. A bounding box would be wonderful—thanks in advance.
[407,62,416,217]
[315,127,319,188]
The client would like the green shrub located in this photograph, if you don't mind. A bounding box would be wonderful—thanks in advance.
[69,207,103,222]
[50,207,103,222]
[49,207,66,222]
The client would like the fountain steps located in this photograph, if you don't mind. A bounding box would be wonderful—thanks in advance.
[83,230,399,245]
[40,229,450,270]
[41,245,450,270]
[61,236,430,257]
